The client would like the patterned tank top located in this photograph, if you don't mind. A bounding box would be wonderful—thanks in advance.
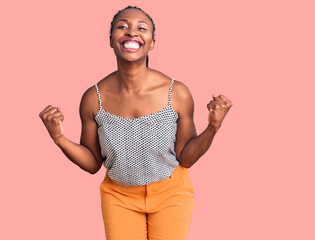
[94,78,179,186]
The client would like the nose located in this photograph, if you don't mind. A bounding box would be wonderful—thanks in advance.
[125,28,138,37]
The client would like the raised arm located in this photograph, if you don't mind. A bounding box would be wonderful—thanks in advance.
[39,86,103,174]
[172,81,232,168]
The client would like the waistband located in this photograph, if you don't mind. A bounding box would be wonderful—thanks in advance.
[104,164,188,188]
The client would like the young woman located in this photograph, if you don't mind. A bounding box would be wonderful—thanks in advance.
[39,6,232,240]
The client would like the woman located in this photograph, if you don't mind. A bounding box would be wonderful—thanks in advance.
[39,5,232,240]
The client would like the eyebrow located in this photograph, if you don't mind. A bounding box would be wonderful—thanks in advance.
[115,19,148,25]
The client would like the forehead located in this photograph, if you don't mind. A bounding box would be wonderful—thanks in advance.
[114,9,151,25]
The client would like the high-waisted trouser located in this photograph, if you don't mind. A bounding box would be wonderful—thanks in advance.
[100,164,194,240]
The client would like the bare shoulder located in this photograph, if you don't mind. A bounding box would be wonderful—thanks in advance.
[149,69,191,96]
[172,80,192,100]
[80,72,116,120]
[149,68,173,85]
[79,85,99,120]
[95,71,116,89]
[171,79,194,117]
[148,68,194,115]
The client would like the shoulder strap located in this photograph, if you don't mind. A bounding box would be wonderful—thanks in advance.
[94,83,102,109]
[168,78,175,106]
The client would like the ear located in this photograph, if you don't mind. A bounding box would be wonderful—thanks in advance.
[110,36,113,48]
[149,39,155,51]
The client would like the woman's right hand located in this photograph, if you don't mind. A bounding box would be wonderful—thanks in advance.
[39,105,65,144]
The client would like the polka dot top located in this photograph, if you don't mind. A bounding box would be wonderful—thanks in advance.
[94,78,179,186]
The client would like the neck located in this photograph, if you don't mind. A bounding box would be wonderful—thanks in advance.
[115,58,150,92]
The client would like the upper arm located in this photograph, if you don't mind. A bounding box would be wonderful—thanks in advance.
[79,87,103,171]
[172,81,197,161]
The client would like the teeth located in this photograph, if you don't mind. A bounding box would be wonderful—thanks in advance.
[122,41,140,49]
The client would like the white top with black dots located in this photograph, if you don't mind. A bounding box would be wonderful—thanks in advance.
[94,78,179,186]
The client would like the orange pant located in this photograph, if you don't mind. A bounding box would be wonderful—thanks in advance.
[99,164,194,240]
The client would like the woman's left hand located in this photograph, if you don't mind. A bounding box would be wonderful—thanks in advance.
[207,94,233,129]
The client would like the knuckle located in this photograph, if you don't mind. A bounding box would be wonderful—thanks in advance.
[47,115,54,121]
[42,113,48,120]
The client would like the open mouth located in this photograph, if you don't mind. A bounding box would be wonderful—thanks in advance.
[120,40,143,52]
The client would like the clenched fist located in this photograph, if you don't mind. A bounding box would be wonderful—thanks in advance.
[207,94,233,129]
[39,105,65,143]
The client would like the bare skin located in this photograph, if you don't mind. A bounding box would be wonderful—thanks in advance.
[39,8,233,173]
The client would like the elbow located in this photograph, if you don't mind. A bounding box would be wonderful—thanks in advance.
[177,150,193,169]
[89,168,100,175]
[88,163,102,175]
[179,160,192,169]
[89,169,98,175]
[182,163,192,168]
[179,155,197,168]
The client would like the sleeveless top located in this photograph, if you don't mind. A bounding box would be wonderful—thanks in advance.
[94,78,179,186]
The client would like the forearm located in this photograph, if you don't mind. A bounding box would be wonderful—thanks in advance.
[179,124,220,168]
[54,136,101,174]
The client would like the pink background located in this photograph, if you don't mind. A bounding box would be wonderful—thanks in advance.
[1,0,314,239]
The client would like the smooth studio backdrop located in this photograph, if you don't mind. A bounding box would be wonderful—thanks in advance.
[1,0,314,239]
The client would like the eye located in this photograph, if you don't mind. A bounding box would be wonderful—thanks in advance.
[117,26,127,29]
[139,27,147,31]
